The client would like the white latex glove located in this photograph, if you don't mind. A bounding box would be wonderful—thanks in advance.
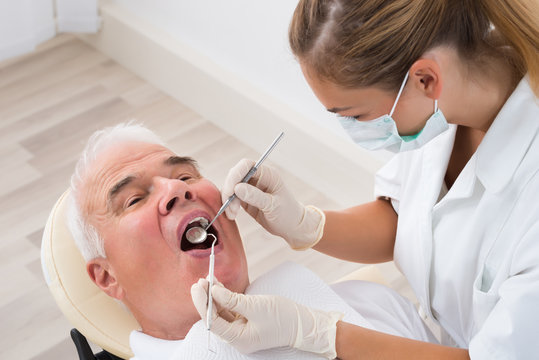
[222,158,325,250]
[191,278,236,324]
[191,279,343,358]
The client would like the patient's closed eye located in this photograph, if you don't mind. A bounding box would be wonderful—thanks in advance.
[178,173,195,182]
[127,196,143,207]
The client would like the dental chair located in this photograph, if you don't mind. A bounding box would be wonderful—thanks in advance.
[41,190,388,360]
[41,190,137,360]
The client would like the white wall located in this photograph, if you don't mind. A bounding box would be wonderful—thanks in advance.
[0,0,99,62]
[56,0,100,32]
[0,0,55,61]
[85,0,391,206]
[112,0,356,143]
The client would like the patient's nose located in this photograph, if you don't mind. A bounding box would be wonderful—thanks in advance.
[165,197,176,211]
[156,177,196,215]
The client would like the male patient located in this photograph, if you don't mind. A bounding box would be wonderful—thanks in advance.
[68,123,249,337]
[68,123,433,359]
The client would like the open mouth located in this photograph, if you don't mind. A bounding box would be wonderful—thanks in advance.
[180,216,219,251]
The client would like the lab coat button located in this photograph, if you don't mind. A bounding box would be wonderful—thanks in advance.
[418,305,428,320]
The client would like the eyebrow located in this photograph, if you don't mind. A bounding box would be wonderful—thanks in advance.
[164,155,198,168]
[107,156,199,205]
[108,175,136,204]
[327,106,353,113]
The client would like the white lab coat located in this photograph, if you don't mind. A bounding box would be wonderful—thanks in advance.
[375,76,539,359]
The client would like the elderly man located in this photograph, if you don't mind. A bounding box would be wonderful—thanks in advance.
[68,123,434,359]
[68,122,249,335]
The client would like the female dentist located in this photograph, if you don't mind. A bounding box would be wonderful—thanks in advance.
[192,0,539,358]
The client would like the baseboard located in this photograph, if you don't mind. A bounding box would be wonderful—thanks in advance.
[78,2,384,207]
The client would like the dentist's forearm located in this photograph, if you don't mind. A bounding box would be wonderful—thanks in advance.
[335,321,470,360]
[313,199,397,263]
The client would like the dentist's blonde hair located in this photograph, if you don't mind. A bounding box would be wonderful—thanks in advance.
[67,122,165,261]
[289,0,539,95]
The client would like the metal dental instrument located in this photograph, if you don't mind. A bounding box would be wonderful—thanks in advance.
[206,234,217,352]
[185,131,285,244]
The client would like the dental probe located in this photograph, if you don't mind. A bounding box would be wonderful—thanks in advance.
[207,235,217,330]
[185,131,285,244]
[207,235,217,352]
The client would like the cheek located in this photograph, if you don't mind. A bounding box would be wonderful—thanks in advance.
[105,210,163,269]
[214,222,248,291]
[394,97,434,133]
[196,181,222,205]
[121,209,160,238]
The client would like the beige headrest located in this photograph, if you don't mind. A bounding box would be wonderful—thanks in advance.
[41,190,139,359]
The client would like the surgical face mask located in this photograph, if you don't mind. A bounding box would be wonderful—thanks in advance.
[338,72,449,153]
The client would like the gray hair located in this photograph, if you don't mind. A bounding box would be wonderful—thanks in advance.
[67,122,165,261]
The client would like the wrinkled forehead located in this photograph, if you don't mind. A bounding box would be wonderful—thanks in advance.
[78,141,191,216]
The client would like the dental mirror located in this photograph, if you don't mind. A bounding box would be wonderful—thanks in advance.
[185,226,207,244]
[185,131,285,245]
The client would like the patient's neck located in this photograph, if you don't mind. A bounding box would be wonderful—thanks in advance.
[128,302,199,340]
[124,276,250,340]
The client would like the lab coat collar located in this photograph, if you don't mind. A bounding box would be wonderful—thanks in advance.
[130,329,184,360]
[476,76,539,193]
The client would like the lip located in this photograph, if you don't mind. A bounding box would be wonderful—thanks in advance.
[176,209,223,256]
[184,241,224,258]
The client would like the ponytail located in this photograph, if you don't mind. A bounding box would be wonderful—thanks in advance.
[479,0,539,95]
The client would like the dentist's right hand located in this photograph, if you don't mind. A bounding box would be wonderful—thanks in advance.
[191,278,343,358]
[222,159,326,250]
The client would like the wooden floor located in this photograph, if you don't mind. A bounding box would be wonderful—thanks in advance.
[0,35,410,359]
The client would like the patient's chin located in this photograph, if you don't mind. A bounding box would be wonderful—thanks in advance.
[217,271,249,295]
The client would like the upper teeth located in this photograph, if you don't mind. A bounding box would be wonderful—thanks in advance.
[188,216,209,227]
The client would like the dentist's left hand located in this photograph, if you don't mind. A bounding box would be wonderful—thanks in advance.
[191,279,343,359]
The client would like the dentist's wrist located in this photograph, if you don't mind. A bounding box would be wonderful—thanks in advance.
[293,305,342,359]
[289,205,326,250]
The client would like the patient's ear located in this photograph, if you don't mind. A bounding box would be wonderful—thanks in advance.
[87,258,124,300]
